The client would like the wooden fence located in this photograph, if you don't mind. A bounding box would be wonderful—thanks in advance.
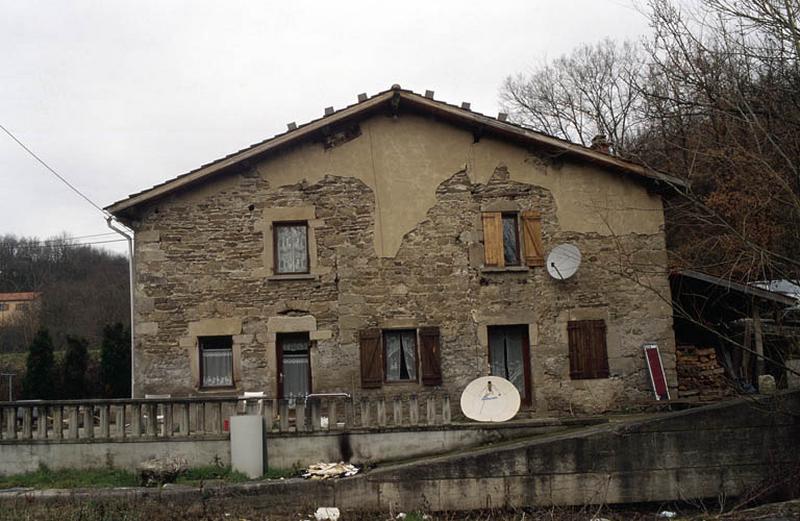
[0,394,452,442]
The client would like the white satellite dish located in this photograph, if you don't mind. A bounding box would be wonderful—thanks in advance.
[546,243,582,281]
[460,376,521,422]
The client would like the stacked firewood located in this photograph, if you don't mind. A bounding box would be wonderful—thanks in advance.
[676,345,732,401]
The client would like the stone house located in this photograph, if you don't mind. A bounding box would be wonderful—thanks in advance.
[0,292,40,325]
[106,85,683,414]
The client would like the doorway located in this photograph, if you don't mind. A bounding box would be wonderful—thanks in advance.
[488,325,531,405]
[276,332,311,399]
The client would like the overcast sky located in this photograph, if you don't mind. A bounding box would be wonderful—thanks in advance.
[0,0,649,255]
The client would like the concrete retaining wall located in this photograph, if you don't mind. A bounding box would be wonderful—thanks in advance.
[3,393,796,513]
[1,438,231,475]
[0,419,589,475]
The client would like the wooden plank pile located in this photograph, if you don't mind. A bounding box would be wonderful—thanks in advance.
[676,345,732,401]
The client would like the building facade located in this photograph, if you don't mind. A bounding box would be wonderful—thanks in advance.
[0,292,40,325]
[108,87,681,414]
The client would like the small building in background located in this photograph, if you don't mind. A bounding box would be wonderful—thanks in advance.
[0,292,40,325]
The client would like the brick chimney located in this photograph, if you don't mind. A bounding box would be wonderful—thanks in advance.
[590,134,611,154]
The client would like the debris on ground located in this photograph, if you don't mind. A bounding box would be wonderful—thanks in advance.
[313,507,341,520]
[302,462,360,480]
[136,456,188,487]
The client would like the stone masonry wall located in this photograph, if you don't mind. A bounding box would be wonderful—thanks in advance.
[131,147,675,415]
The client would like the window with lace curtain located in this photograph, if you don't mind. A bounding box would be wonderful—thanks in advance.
[199,335,234,388]
[273,221,309,274]
[383,329,418,382]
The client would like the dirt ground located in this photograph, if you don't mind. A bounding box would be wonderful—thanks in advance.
[2,498,800,521]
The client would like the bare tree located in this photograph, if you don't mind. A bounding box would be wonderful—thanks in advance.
[500,38,648,154]
[635,0,800,283]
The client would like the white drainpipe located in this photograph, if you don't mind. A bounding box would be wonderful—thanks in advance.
[106,217,136,398]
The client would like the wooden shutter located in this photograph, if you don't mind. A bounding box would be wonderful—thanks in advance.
[359,329,383,388]
[419,327,443,386]
[482,212,504,267]
[521,211,545,267]
[567,320,609,379]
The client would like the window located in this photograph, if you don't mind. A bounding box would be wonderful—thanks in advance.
[0,303,7,311]
[384,330,417,381]
[567,320,609,379]
[199,335,234,388]
[482,211,544,268]
[274,221,309,274]
[277,333,311,399]
[501,213,521,266]
[16,303,28,311]
[488,325,531,403]
[359,327,442,388]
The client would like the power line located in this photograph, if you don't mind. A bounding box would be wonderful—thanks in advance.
[0,123,109,217]
[9,238,127,250]
[41,232,118,243]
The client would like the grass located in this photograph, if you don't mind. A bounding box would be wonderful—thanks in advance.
[0,466,138,490]
[174,465,249,485]
[174,465,296,485]
[0,465,296,490]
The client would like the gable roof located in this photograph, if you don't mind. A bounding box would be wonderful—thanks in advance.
[0,292,40,303]
[106,85,686,217]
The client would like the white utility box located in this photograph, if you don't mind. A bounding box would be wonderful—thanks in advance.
[230,415,264,478]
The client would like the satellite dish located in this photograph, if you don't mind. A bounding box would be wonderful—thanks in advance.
[460,376,521,422]
[546,244,581,281]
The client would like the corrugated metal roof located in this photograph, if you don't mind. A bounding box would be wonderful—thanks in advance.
[106,85,686,216]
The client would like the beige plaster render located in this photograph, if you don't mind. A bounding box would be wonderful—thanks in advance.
[241,114,666,257]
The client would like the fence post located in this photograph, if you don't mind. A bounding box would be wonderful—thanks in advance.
[410,395,419,425]
[131,403,142,437]
[179,403,190,436]
[99,405,110,438]
[297,400,307,432]
[5,406,15,440]
[116,405,126,439]
[21,407,32,440]
[68,406,79,439]
[215,402,223,434]
[52,406,63,440]
[310,399,321,431]
[344,398,354,429]
[377,398,386,427]
[146,403,157,436]
[328,399,337,430]
[426,396,435,425]
[279,400,289,432]
[393,396,402,426]
[83,405,94,439]
[263,399,274,433]
[164,403,173,437]
[197,403,206,434]
[36,406,47,439]
[442,394,451,424]
[360,398,370,428]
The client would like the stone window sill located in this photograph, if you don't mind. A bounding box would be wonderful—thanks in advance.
[194,386,239,395]
[267,273,318,281]
[480,266,530,273]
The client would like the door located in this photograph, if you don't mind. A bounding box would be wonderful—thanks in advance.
[276,333,311,399]
[488,325,532,406]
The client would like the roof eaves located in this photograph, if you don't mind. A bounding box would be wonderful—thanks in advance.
[105,88,397,215]
[397,92,687,188]
[673,269,797,307]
